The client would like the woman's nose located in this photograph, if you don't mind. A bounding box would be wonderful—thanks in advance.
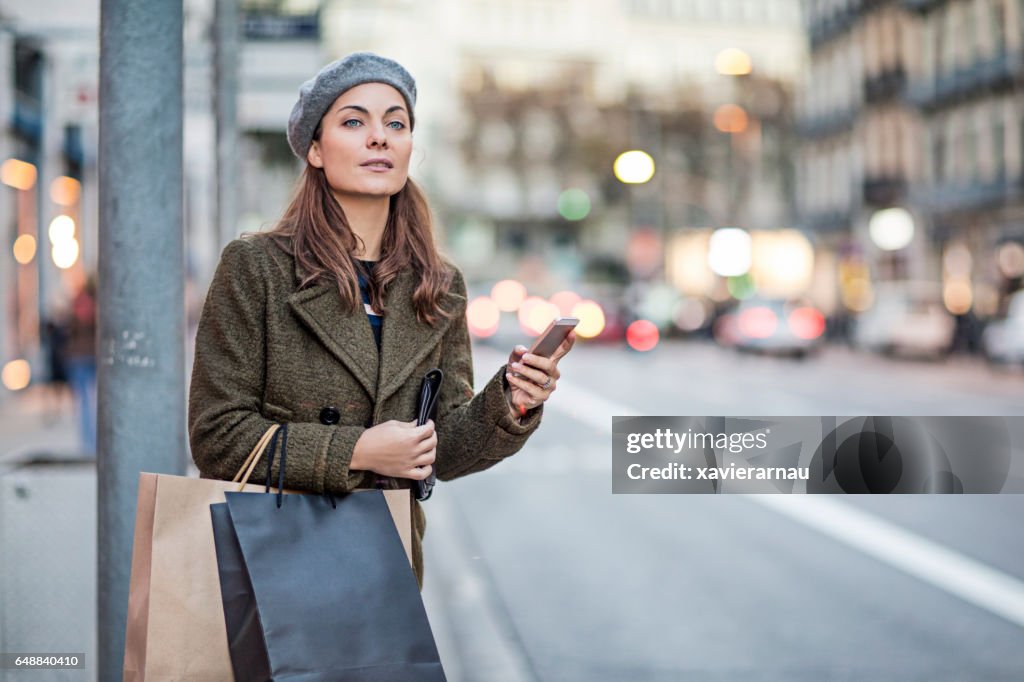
[368,129,388,147]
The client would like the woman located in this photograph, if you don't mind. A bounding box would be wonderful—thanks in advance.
[188,52,574,589]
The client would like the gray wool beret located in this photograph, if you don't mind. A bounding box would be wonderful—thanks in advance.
[286,51,417,161]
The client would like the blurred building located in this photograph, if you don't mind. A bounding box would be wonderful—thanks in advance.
[318,0,807,285]
[798,0,1024,324]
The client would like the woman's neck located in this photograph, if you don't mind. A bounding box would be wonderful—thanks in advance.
[333,192,389,261]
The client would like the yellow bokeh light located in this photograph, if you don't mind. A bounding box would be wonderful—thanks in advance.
[713,104,749,133]
[49,215,76,244]
[2,359,31,391]
[943,279,973,315]
[52,238,80,270]
[614,150,655,184]
[842,277,874,312]
[571,300,606,339]
[466,296,501,338]
[50,176,82,206]
[491,279,527,312]
[715,48,753,76]
[1,158,37,190]
[518,296,558,335]
[13,234,37,264]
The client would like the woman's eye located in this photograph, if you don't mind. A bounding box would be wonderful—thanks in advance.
[343,119,362,127]
[387,121,406,129]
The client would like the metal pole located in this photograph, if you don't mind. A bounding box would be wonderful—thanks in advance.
[214,0,239,250]
[97,0,185,679]
[35,50,47,373]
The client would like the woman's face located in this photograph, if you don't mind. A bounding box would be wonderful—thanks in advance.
[306,82,413,199]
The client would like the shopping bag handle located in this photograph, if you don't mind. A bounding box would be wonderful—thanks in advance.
[232,424,281,490]
[262,424,288,509]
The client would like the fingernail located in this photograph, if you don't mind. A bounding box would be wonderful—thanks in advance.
[522,353,532,362]
[510,362,521,369]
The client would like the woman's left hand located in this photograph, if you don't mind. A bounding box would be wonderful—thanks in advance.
[505,331,576,416]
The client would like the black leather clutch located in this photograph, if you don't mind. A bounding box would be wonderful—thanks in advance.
[412,368,443,501]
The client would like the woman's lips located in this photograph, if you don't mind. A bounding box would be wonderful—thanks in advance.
[361,163,392,172]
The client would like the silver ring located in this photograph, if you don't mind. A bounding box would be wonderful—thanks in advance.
[541,376,552,389]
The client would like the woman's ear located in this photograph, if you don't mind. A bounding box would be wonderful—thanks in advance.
[306,141,323,168]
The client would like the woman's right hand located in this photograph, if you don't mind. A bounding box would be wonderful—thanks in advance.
[350,419,437,480]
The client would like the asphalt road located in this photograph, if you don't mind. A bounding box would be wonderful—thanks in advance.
[422,340,1024,681]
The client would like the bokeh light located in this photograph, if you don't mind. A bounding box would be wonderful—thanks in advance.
[727,274,756,299]
[2,359,31,391]
[713,104,749,133]
[715,48,753,76]
[491,279,527,312]
[708,228,753,277]
[13,234,36,264]
[557,188,591,221]
[466,296,500,338]
[942,243,972,278]
[1,158,37,190]
[518,296,559,335]
[997,242,1024,278]
[943,279,973,315]
[571,300,606,339]
[841,277,874,312]
[738,307,777,339]
[613,150,655,184]
[49,215,76,244]
[626,320,659,351]
[550,290,582,316]
[673,298,710,332]
[52,238,80,270]
[789,307,825,340]
[750,229,815,298]
[50,176,82,206]
[869,207,915,251]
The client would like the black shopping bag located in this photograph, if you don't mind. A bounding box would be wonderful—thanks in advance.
[210,425,446,681]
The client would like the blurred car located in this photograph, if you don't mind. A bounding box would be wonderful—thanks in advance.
[982,291,1024,365]
[853,281,954,358]
[714,298,826,358]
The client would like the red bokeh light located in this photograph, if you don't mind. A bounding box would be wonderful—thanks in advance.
[788,307,825,340]
[626,319,659,351]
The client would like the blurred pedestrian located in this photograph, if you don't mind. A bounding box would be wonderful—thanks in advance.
[66,277,97,455]
[189,52,575,592]
[42,316,71,424]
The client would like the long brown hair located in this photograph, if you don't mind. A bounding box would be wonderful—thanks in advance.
[263,163,454,326]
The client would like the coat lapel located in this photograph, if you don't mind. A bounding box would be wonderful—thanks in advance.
[287,260,379,401]
[286,254,463,406]
[377,267,462,406]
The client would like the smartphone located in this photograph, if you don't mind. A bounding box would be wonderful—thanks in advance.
[528,317,579,357]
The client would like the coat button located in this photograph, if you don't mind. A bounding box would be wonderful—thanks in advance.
[319,406,341,425]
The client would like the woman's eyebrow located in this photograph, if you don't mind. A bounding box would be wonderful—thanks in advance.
[337,105,408,117]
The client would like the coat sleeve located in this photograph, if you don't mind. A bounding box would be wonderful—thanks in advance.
[188,239,369,493]
[434,268,543,481]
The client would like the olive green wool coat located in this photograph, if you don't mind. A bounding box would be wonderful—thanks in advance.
[187,235,543,589]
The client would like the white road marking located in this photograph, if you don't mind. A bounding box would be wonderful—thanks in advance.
[476,346,1024,630]
[753,495,1024,629]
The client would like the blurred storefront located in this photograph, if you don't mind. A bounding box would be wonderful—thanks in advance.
[1,3,98,399]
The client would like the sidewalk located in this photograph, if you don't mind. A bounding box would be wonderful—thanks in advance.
[0,385,84,467]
